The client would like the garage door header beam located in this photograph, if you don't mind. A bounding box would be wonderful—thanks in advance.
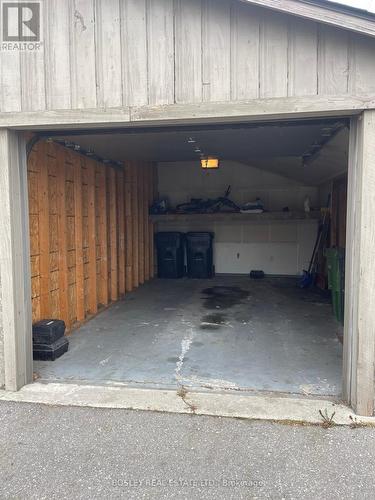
[35,118,349,139]
[1,95,374,132]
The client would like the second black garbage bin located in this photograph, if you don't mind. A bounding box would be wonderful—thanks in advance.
[186,232,214,279]
[156,232,185,278]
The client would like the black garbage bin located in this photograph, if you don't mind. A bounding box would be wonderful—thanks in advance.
[186,232,214,279]
[156,232,185,278]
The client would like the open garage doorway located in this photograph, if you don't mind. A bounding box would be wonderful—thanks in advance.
[29,118,348,398]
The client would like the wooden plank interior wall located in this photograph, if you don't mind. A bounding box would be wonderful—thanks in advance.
[27,140,154,332]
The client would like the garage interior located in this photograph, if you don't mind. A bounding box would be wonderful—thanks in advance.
[29,118,348,397]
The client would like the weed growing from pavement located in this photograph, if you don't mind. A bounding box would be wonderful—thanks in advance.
[177,386,198,414]
[319,409,336,428]
[349,415,367,429]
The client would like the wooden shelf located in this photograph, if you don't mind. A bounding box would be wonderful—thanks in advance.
[150,211,321,223]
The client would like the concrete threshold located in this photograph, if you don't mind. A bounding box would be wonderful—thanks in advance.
[1,381,375,427]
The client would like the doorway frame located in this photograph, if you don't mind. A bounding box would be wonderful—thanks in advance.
[1,100,374,415]
[342,112,375,416]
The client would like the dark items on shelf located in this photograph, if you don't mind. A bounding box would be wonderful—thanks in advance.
[150,198,169,215]
[176,186,239,214]
[240,198,264,214]
[150,186,268,216]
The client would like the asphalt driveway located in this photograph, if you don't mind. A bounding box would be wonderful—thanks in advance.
[0,401,374,499]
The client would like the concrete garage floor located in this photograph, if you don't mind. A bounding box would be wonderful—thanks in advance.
[34,277,343,397]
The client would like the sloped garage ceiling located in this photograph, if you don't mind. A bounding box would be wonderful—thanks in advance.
[58,120,348,186]
[251,128,349,185]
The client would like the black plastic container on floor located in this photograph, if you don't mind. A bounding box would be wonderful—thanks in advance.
[156,232,185,278]
[32,319,66,344]
[33,336,69,361]
[186,232,214,279]
[250,270,265,280]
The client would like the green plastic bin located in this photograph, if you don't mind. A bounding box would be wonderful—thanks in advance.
[325,248,345,324]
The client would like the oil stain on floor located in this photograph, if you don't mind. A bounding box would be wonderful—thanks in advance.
[202,313,227,324]
[201,286,250,310]
[200,313,227,330]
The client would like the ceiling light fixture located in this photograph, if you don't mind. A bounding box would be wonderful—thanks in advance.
[201,157,219,170]
[186,135,218,170]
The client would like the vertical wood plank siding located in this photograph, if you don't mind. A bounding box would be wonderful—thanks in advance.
[27,140,154,331]
[131,162,140,288]
[124,162,134,291]
[1,0,375,113]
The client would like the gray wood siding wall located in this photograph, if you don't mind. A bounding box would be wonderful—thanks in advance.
[1,0,375,113]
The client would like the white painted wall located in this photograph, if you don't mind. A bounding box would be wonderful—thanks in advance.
[157,161,319,275]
